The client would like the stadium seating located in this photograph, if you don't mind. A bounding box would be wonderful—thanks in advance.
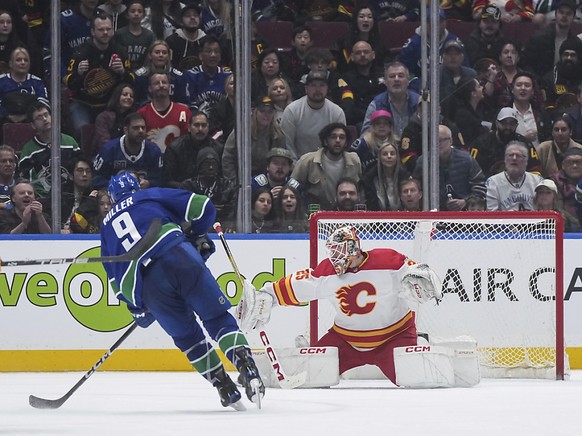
[2,123,35,156]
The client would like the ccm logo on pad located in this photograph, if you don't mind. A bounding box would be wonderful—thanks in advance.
[299,348,328,354]
[404,346,431,353]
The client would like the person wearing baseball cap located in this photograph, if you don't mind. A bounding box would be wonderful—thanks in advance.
[165,4,206,72]
[534,178,581,231]
[251,148,302,201]
[351,110,396,170]
[464,5,504,66]
[440,38,477,120]
[470,106,542,177]
[223,95,286,181]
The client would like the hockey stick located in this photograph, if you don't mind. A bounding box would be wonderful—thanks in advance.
[213,223,306,389]
[29,322,139,409]
[1,219,162,270]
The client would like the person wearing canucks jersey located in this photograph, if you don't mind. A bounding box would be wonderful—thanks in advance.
[100,172,265,410]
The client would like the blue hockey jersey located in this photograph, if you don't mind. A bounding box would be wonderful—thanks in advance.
[100,188,216,307]
[0,73,49,117]
[92,136,163,189]
[184,66,232,112]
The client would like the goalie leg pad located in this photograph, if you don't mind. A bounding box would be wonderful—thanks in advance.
[252,347,339,388]
[431,337,481,387]
[394,345,455,388]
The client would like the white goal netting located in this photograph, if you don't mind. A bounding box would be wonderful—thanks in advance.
[310,211,566,380]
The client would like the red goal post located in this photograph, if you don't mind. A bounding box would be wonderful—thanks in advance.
[309,211,566,380]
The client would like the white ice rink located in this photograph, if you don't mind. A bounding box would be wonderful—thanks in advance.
[2,371,582,436]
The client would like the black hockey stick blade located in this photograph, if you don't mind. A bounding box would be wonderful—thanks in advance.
[29,323,139,409]
[2,219,162,269]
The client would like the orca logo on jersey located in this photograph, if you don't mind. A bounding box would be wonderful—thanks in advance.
[336,282,376,316]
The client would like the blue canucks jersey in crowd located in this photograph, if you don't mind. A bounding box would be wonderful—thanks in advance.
[45,8,92,78]
[0,73,49,117]
[92,136,163,189]
[184,66,231,113]
[100,188,215,308]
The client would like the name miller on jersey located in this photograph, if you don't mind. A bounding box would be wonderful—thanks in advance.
[102,196,134,225]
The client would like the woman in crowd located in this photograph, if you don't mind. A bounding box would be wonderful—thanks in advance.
[537,115,582,178]
[92,83,136,156]
[0,46,48,126]
[0,179,50,234]
[133,40,188,105]
[143,0,185,40]
[453,78,489,145]
[222,96,285,181]
[339,4,386,72]
[360,142,410,211]
[251,187,274,234]
[251,48,288,101]
[268,77,293,126]
[272,184,308,233]
[351,109,396,171]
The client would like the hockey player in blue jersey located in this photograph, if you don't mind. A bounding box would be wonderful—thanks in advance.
[100,172,265,410]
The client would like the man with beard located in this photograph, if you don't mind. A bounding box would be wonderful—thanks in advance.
[92,112,162,189]
[522,0,577,78]
[163,111,223,189]
[543,37,582,110]
[463,5,505,66]
[469,107,541,177]
[165,4,206,72]
[137,72,192,151]
[333,177,360,211]
[64,11,133,137]
[281,70,346,161]
[291,123,361,211]
[252,148,301,201]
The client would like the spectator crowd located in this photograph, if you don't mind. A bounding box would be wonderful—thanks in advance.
[1,0,582,234]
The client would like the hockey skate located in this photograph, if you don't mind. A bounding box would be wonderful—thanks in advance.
[210,366,245,411]
[234,346,265,408]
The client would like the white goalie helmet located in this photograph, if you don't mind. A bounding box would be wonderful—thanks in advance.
[325,226,361,275]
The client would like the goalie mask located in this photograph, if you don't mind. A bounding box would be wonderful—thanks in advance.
[326,226,361,275]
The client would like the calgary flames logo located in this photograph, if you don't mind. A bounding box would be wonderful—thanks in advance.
[335,282,376,316]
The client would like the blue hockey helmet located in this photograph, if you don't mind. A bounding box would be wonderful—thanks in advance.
[108,172,140,203]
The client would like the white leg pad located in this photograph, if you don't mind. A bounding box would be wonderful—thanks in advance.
[394,345,455,388]
[251,347,340,388]
[431,336,481,387]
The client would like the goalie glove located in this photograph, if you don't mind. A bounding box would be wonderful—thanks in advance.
[401,263,443,305]
[235,279,276,332]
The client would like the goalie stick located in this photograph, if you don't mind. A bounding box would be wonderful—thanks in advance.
[213,222,306,389]
[0,219,162,270]
[29,323,139,409]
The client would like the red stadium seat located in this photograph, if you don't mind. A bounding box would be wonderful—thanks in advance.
[307,21,350,49]
[2,123,35,156]
[255,21,294,50]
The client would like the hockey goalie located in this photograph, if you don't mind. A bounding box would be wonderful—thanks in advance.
[239,226,480,388]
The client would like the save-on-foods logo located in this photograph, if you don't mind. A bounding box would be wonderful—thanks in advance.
[0,247,287,332]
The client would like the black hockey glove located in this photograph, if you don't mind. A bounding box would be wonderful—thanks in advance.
[192,233,216,261]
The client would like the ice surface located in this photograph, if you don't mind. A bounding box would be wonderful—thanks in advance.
[2,371,581,435]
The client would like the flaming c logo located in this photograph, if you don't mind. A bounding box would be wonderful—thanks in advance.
[335,282,376,316]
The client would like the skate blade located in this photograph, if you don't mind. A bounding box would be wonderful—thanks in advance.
[229,400,246,411]
[249,379,264,409]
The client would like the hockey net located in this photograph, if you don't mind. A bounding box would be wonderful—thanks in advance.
[309,211,566,380]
